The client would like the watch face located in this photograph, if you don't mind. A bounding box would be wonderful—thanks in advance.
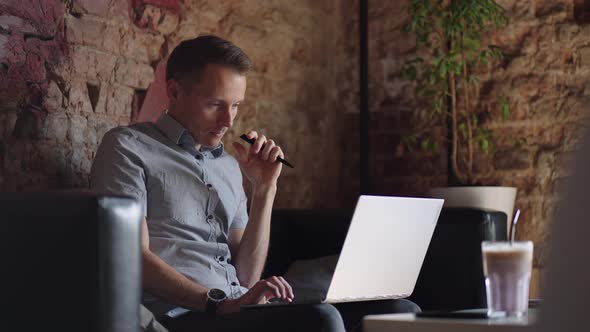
[208,288,227,302]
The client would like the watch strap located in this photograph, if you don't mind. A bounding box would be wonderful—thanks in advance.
[205,289,226,315]
[205,297,217,315]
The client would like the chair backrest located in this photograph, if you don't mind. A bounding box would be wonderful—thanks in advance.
[264,209,352,278]
[1,191,142,332]
[410,208,507,310]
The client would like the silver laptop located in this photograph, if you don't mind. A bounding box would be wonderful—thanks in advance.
[324,195,443,303]
[243,195,444,308]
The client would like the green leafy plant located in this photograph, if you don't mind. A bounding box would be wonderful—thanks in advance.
[401,0,510,184]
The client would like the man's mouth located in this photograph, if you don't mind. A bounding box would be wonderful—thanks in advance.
[209,129,225,137]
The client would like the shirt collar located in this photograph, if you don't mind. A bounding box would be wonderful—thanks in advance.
[156,112,224,158]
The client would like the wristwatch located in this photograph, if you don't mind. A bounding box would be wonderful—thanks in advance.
[205,288,227,315]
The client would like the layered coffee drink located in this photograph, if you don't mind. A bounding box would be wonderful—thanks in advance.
[482,241,533,317]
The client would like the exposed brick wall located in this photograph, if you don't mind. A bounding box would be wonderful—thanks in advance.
[365,0,590,267]
[0,0,152,190]
[1,0,588,269]
[336,0,450,208]
[150,0,350,209]
[481,0,590,265]
[0,0,350,209]
[0,1,73,189]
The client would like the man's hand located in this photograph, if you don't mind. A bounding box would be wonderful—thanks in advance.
[232,131,284,188]
[217,276,294,314]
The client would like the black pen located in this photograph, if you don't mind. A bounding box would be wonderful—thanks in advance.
[239,134,295,168]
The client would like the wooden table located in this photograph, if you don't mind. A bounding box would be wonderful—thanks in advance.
[363,309,536,332]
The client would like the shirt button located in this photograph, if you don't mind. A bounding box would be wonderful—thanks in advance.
[207,215,213,220]
[218,256,225,262]
[231,282,238,286]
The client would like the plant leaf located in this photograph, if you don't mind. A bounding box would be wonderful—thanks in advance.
[459,122,468,139]
[421,138,430,151]
[499,96,510,120]
[432,141,439,153]
[407,66,417,80]
[481,139,490,154]
[464,36,481,51]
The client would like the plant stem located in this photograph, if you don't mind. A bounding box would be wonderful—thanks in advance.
[462,29,474,183]
[449,32,465,184]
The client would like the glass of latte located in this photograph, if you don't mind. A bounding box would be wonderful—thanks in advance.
[481,241,534,318]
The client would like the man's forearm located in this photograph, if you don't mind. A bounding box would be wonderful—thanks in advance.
[234,184,277,287]
[143,250,208,311]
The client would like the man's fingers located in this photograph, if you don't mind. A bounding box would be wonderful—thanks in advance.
[269,146,283,163]
[243,131,285,162]
[246,131,258,140]
[251,135,267,155]
[261,140,276,161]
[267,280,282,299]
[278,276,294,300]
[262,280,281,299]
[242,280,272,304]
[232,142,247,162]
[269,276,287,299]
[242,277,293,305]
[245,282,264,303]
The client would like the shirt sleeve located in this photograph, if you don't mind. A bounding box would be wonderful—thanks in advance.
[90,128,148,217]
[231,187,249,230]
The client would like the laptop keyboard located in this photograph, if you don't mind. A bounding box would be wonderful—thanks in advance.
[240,293,409,310]
[325,293,409,303]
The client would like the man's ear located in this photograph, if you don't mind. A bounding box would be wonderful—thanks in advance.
[166,79,181,104]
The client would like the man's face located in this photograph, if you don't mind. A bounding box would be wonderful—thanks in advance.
[167,63,247,148]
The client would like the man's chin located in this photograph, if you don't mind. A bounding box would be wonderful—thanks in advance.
[200,138,222,148]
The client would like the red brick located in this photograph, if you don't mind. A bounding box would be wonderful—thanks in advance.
[491,125,564,149]
[73,0,110,16]
[64,16,106,47]
[140,0,179,11]
[534,0,568,17]
[494,148,536,170]
[502,174,537,196]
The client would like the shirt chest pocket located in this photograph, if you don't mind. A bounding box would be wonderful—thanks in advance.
[156,173,208,225]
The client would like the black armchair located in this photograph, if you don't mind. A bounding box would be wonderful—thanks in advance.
[1,191,143,332]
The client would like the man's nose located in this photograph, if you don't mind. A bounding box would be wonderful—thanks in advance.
[218,108,233,128]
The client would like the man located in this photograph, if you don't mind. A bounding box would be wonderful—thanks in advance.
[91,35,345,332]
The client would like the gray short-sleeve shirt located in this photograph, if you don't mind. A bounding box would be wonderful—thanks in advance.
[91,113,249,317]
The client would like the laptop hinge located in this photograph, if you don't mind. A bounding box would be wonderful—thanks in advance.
[326,294,410,303]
